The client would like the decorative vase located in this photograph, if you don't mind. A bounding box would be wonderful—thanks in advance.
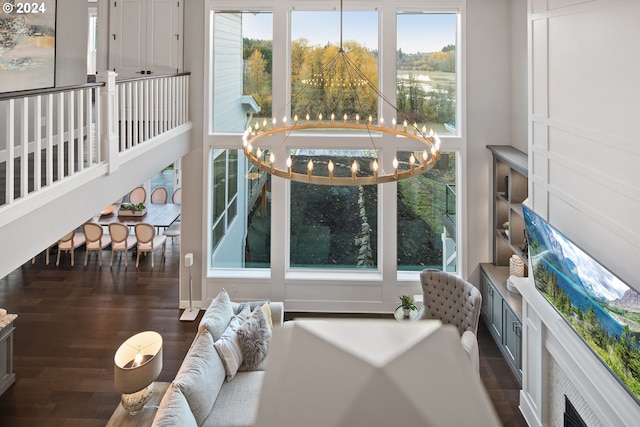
[403,308,410,317]
[509,255,525,277]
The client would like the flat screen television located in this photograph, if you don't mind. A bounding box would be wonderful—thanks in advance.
[522,205,640,403]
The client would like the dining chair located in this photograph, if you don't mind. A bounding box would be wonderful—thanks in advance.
[128,186,147,204]
[171,187,182,204]
[109,223,137,268]
[163,221,181,244]
[134,223,167,268]
[83,222,112,267]
[150,187,168,204]
[56,229,86,266]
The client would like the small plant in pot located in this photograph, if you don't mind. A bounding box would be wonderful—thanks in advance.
[398,295,417,317]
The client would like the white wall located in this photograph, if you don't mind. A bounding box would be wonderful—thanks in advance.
[529,0,640,290]
[465,0,513,284]
[180,0,207,306]
[56,0,89,86]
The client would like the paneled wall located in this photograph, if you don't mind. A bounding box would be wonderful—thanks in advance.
[528,0,640,290]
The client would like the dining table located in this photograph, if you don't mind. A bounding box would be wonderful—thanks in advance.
[95,203,181,228]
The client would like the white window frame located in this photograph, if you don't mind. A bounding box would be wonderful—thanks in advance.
[204,0,467,308]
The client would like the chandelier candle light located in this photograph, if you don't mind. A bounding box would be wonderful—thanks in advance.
[242,117,440,186]
[241,0,441,186]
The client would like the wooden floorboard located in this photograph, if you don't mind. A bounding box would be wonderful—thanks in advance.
[0,243,526,426]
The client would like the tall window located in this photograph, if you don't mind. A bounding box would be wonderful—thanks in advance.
[211,150,238,251]
[397,13,457,135]
[208,3,461,276]
[210,11,273,269]
[288,10,380,269]
[396,12,458,272]
[211,12,273,132]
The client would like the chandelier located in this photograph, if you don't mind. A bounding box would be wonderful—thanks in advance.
[241,2,441,186]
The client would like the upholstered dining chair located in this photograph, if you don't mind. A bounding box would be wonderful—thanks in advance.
[171,187,182,204]
[134,223,167,268]
[128,186,146,204]
[83,222,111,267]
[56,229,86,266]
[417,269,482,374]
[108,222,137,268]
[150,187,168,204]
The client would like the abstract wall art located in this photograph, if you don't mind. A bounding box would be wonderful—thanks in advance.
[0,0,56,92]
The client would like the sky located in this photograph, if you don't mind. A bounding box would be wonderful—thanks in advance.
[242,11,456,54]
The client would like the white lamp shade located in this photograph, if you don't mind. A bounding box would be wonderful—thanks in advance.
[255,319,500,427]
[114,331,163,394]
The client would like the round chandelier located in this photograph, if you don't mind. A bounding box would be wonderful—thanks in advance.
[241,2,442,186]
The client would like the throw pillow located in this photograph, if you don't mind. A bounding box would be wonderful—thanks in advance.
[198,289,234,341]
[237,306,272,370]
[213,305,251,381]
[260,303,273,329]
[174,330,225,426]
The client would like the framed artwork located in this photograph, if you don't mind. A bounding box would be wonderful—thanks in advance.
[0,0,56,93]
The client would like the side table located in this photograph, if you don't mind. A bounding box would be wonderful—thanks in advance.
[0,313,17,397]
[106,381,170,427]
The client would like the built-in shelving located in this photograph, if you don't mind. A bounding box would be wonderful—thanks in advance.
[488,145,528,266]
[481,145,528,386]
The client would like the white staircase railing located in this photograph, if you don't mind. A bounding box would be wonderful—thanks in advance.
[0,71,190,209]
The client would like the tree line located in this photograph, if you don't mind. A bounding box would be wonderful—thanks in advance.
[534,261,640,398]
[243,38,456,127]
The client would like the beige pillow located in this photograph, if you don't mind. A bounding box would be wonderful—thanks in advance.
[213,305,251,381]
[260,303,273,329]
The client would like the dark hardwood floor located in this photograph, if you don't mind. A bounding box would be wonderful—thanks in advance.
[0,243,527,426]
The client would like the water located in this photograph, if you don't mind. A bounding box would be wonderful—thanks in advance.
[541,259,623,338]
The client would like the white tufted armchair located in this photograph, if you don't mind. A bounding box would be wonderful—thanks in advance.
[416,269,482,373]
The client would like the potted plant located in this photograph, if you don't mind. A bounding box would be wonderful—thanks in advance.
[118,202,147,217]
[398,295,417,317]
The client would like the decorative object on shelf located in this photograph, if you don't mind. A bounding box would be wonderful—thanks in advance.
[398,294,417,318]
[254,320,501,426]
[118,203,147,217]
[114,331,163,415]
[509,254,525,278]
[241,0,441,187]
[503,221,510,238]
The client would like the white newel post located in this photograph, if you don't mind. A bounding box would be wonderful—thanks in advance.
[97,71,119,174]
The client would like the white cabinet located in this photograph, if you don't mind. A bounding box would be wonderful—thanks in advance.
[109,0,183,78]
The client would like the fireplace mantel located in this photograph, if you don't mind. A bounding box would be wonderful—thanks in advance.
[515,277,640,426]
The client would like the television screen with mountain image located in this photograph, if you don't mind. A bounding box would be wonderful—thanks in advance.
[522,205,640,403]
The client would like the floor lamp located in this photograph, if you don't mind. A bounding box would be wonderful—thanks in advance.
[180,252,199,321]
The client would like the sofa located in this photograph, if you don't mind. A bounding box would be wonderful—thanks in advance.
[152,290,284,427]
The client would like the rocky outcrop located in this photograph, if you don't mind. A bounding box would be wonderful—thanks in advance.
[611,289,640,310]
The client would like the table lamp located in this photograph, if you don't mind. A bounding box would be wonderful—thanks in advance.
[255,319,501,427]
[114,331,163,415]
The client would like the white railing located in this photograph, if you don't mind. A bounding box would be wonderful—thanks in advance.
[0,71,190,208]
[116,73,190,151]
